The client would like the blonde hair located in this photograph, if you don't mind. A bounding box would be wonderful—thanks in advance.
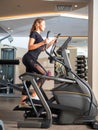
[30,18,44,32]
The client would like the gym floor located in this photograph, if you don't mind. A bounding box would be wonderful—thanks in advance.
[0,95,98,130]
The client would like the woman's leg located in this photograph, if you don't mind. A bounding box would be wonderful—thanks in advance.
[21,81,31,104]
[30,61,47,97]
[20,54,32,105]
[20,54,48,105]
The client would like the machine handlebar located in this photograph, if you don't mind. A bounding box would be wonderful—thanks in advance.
[57,36,72,55]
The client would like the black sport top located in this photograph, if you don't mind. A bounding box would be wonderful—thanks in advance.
[28,31,45,60]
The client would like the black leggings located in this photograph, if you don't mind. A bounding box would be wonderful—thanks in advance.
[22,53,48,95]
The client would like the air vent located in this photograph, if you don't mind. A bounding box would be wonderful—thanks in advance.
[56,5,72,11]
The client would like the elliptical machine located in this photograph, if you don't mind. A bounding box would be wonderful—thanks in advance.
[14,32,98,129]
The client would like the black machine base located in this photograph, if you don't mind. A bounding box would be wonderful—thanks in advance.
[17,119,52,128]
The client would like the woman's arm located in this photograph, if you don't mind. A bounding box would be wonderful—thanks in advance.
[42,37,57,51]
[46,37,57,49]
[28,38,46,50]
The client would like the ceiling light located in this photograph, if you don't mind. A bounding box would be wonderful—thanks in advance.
[74,4,78,8]
[7,27,13,33]
[7,27,11,30]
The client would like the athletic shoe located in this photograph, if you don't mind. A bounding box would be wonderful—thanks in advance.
[31,95,39,100]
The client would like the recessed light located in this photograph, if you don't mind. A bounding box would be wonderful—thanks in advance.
[7,27,11,30]
[74,4,78,8]
[7,27,13,32]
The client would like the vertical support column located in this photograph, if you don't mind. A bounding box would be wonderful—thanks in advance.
[88,0,98,100]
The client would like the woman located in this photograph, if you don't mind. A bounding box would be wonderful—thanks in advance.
[20,18,57,107]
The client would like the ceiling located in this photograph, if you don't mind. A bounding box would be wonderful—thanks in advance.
[0,0,88,18]
[0,0,89,47]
